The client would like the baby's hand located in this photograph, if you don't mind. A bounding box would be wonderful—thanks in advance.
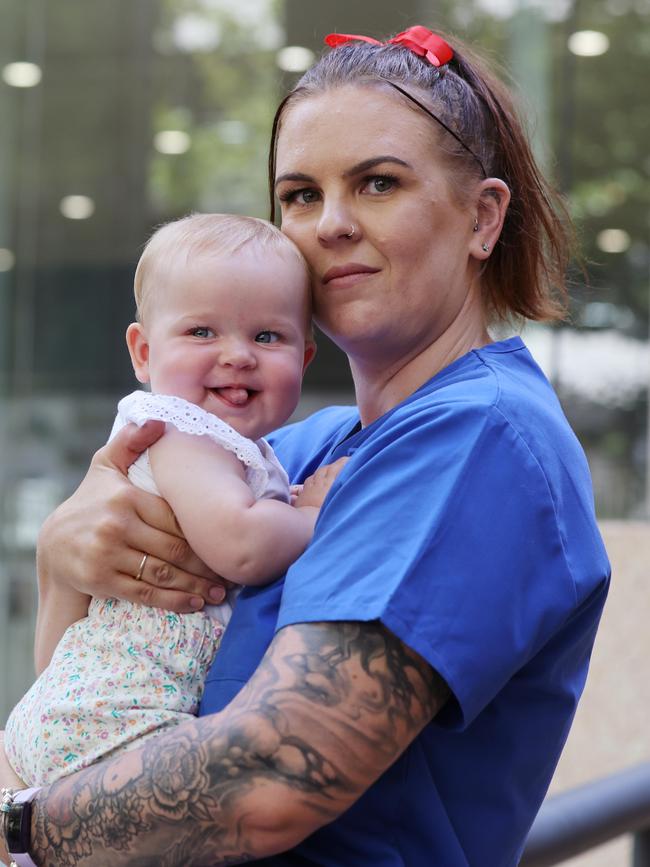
[293,456,350,510]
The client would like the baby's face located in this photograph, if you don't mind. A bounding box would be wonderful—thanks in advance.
[132,247,315,441]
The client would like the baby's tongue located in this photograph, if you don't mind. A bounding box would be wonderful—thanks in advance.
[217,386,249,405]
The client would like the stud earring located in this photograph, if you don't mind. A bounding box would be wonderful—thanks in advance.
[473,218,479,232]
[482,242,490,252]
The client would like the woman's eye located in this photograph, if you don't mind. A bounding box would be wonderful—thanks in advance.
[190,327,214,338]
[255,331,280,344]
[279,188,320,205]
[364,175,397,194]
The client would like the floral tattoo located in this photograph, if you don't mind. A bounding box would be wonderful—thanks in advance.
[30,621,449,866]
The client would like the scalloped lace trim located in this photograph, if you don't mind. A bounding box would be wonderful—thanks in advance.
[117,391,269,498]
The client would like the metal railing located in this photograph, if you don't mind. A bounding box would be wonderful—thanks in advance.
[521,762,650,866]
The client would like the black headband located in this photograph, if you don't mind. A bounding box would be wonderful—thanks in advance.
[381,79,488,178]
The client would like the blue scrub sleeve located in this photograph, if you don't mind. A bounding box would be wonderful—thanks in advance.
[276,402,583,729]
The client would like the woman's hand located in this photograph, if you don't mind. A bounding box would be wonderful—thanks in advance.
[35,420,229,670]
[292,457,349,509]
[38,420,227,610]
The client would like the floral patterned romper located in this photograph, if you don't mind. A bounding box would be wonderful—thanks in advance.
[4,391,290,785]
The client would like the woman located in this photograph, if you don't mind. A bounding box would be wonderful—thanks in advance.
[1,26,609,867]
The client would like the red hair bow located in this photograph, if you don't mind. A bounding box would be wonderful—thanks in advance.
[324,25,453,68]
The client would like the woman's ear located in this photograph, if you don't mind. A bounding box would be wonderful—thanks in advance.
[125,322,151,384]
[471,178,511,261]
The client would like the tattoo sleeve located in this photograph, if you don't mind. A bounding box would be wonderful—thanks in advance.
[31,621,450,866]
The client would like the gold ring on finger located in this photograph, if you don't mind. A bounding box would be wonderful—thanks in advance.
[135,552,148,581]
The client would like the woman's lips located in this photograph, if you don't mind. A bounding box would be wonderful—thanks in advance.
[322,264,380,287]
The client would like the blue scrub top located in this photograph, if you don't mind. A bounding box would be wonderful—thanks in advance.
[199,337,610,867]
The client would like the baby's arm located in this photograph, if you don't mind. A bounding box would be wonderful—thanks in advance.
[149,429,345,586]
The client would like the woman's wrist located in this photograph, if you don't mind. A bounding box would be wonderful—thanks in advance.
[34,511,92,673]
[0,786,42,866]
[36,509,69,591]
[36,506,92,602]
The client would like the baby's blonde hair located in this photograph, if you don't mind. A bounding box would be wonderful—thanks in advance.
[134,213,309,322]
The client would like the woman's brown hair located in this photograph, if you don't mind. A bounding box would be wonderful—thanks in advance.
[268,31,574,324]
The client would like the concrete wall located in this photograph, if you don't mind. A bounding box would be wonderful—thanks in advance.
[547,521,650,867]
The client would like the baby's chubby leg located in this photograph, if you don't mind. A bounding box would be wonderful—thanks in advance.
[0,730,25,788]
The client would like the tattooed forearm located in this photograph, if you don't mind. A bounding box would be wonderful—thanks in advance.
[30,621,449,866]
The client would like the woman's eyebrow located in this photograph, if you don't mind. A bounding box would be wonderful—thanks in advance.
[274,171,314,188]
[344,156,411,177]
[274,156,412,189]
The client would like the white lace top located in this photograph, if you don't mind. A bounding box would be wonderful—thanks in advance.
[112,391,290,503]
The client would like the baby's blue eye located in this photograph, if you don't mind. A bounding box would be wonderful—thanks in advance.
[191,327,214,338]
[256,331,279,344]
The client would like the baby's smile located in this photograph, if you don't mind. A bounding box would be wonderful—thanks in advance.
[210,385,257,407]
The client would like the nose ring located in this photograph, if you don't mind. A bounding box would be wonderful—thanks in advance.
[345,225,356,239]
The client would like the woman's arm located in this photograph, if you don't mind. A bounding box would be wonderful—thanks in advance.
[149,429,347,585]
[34,421,226,673]
[28,620,449,865]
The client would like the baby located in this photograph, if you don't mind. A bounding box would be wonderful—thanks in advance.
[4,213,345,785]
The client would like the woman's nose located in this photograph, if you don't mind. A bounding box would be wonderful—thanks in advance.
[317,202,359,245]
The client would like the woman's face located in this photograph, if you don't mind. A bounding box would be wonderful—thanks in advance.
[274,84,486,367]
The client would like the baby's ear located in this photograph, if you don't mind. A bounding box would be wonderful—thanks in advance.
[302,339,317,374]
[125,322,151,384]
